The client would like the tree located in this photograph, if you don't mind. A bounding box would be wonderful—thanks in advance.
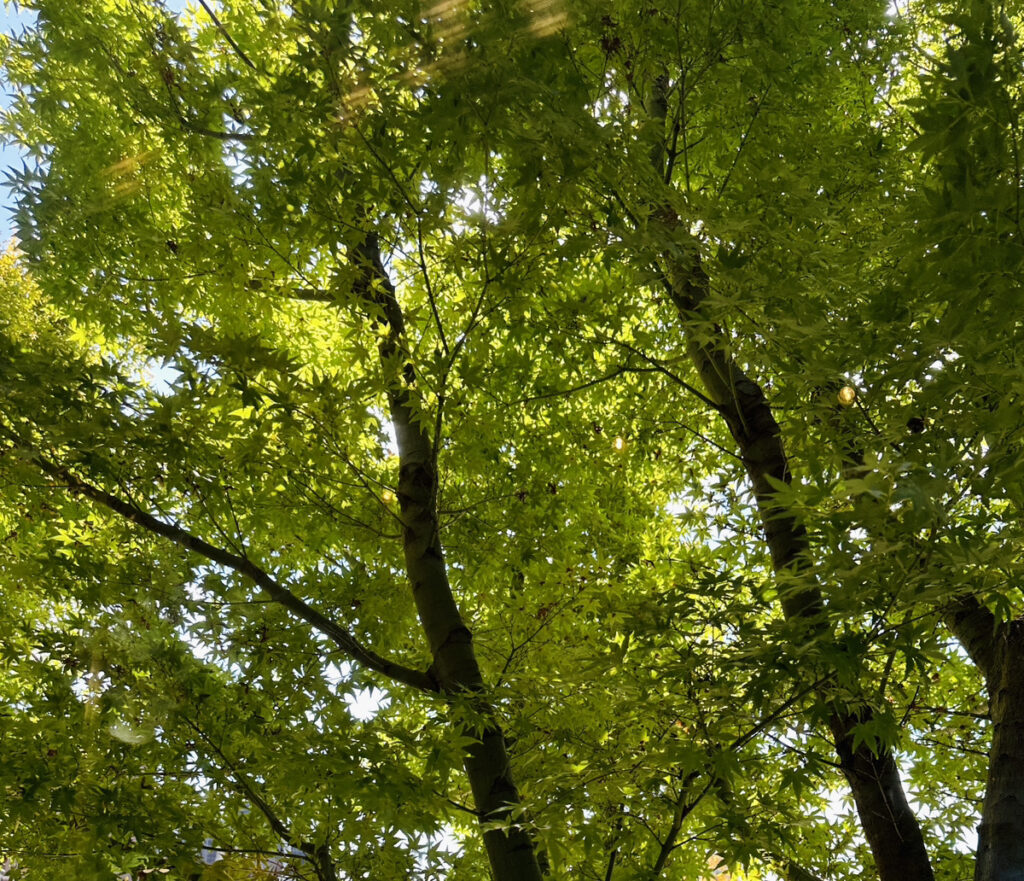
[1,1,1023,880]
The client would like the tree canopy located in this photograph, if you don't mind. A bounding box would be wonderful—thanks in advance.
[1,1,1023,880]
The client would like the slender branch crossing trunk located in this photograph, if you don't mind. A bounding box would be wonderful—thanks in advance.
[352,233,545,881]
[659,249,934,881]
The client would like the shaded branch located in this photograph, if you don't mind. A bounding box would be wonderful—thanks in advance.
[160,71,255,143]
[197,0,258,71]
[603,811,624,881]
[177,118,255,142]
[783,858,828,881]
[27,452,438,694]
[717,83,771,199]
[281,288,336,303]
[595,334,723,412]
[650,777,715,878]
[184,718,337,881]
[185,718,302,849]
[516,363,662,404]
[417,214,449,356]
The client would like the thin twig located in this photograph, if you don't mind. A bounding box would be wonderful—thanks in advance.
[516,364,661,404]
[197,0,258,71]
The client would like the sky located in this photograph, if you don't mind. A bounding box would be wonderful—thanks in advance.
[0,2,35,241]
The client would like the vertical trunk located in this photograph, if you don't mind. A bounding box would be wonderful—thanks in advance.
[661,253,933,881]
[353,233,545,881]
[975,624,1024,881]
[940,566,1024,880]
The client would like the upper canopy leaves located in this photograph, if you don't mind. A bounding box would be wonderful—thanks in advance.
[1,1,1022,879]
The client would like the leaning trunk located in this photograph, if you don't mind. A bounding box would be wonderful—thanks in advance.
[660,249,933,881]
[354,233,545,881]
[393,424,542,881]
[828,711,935,881]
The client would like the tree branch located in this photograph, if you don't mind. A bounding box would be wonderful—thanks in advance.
[177,118,255,142]
[944,592,1000,684]
[185,718,301,849]
[594,334,723,412]
[160,74,255,143]
[649,778,715,879]
[197,0,258,71]
[28,452,438,694]
[782,858,828,881]
[282,287,337,303]
[184,717,338,881]
[516,363,661,404]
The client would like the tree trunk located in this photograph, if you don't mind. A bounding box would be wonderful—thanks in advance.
[661,251,934,881]
[945,594,1024,880]
[828,711,933,881]
[975,623,1024,881]
[354,233,545,881]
